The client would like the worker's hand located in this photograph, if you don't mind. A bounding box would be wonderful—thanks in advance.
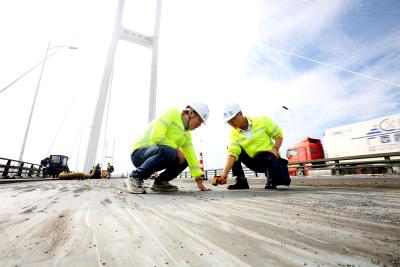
[195,177,211,191]
[212,175,227,186]
[219,174,228,185]
[271,147,280,158]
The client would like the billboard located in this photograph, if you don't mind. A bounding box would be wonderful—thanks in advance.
[323,114,400,158]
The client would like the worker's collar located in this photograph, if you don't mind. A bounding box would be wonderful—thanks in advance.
[239,117,253,139]
[239,117,252,133]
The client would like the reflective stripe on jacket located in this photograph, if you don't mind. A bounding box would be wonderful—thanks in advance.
[131,108,203,177]
[227,116,283,160]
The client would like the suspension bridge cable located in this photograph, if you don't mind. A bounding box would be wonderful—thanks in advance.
[46,100,75,155]
[68,123,85,172]
[0,33,82,95]
[69,124,82,162]
[75,127,84,172]
[0,49,62,95]
[269,46,400,88]
[101,64,115,168]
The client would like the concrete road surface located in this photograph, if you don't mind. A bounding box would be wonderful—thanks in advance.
[0,178,399,266]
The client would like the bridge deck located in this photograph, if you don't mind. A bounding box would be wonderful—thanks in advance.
[1,178,399,266]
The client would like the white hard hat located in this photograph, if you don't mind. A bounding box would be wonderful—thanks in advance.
[187,102,209,122]
[223,103,241,122]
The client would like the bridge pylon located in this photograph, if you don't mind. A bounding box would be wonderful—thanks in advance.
[83,0,162,172]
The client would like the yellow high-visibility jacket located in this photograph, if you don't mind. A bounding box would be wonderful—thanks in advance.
[131,108,203,177]
[227,116,283,160]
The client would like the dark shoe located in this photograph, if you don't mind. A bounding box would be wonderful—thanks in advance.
[265,181,277,190]
[124,177,146,194]
[151,181,179,192]
[227,177,249,190]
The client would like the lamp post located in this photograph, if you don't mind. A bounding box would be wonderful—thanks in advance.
[18,41,77,162]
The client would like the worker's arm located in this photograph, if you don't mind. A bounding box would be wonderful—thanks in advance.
[262,116,283,158]
[271,136,283,158]
[220,155,236,180]
[178,133,210,191]
[180,133,204,178]
[177,146,207,185]
[221,134,241,180]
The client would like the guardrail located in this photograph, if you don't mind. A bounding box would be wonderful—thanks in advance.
[290,152,400,177]
[0,157,43,178]
[178,152,400,178]
[3,151,400,180]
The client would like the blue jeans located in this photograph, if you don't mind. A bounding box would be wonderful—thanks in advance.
[130,145,188,182]
[232,150,291,186]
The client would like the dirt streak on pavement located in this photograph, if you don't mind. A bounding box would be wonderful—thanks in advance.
[0,179,399,266]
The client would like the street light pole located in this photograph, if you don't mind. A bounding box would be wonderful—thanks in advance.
[18,41,51,162]
[18,41,77,162]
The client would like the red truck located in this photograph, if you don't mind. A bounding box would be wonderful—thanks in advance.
[286,137,325,176]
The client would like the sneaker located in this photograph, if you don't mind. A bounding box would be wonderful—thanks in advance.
[124,177,146,194]
[265,181,277,190]
[227,177,249,190]
[151,181,179,192]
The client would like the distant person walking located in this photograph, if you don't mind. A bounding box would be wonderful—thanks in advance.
[125,102,211,194]
[220,103,290,189]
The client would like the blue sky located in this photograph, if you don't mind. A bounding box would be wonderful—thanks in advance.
[0,0,399,172]
[247,0,399,141]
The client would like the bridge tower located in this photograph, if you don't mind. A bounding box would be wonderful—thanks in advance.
[83,0,162,172]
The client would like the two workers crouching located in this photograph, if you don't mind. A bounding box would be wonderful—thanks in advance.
[125,102,290,194]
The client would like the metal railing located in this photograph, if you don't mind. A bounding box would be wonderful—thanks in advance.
[3,151,399,180]
[0,157,43,178]
[178,152,400,178]
[289,152,400,176]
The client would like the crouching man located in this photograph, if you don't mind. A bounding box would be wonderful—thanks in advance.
[125,102,211,194]
[220,103,291,190]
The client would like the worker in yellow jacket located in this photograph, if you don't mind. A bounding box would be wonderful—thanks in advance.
[125,102,211,194]
[220,103,291,189]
